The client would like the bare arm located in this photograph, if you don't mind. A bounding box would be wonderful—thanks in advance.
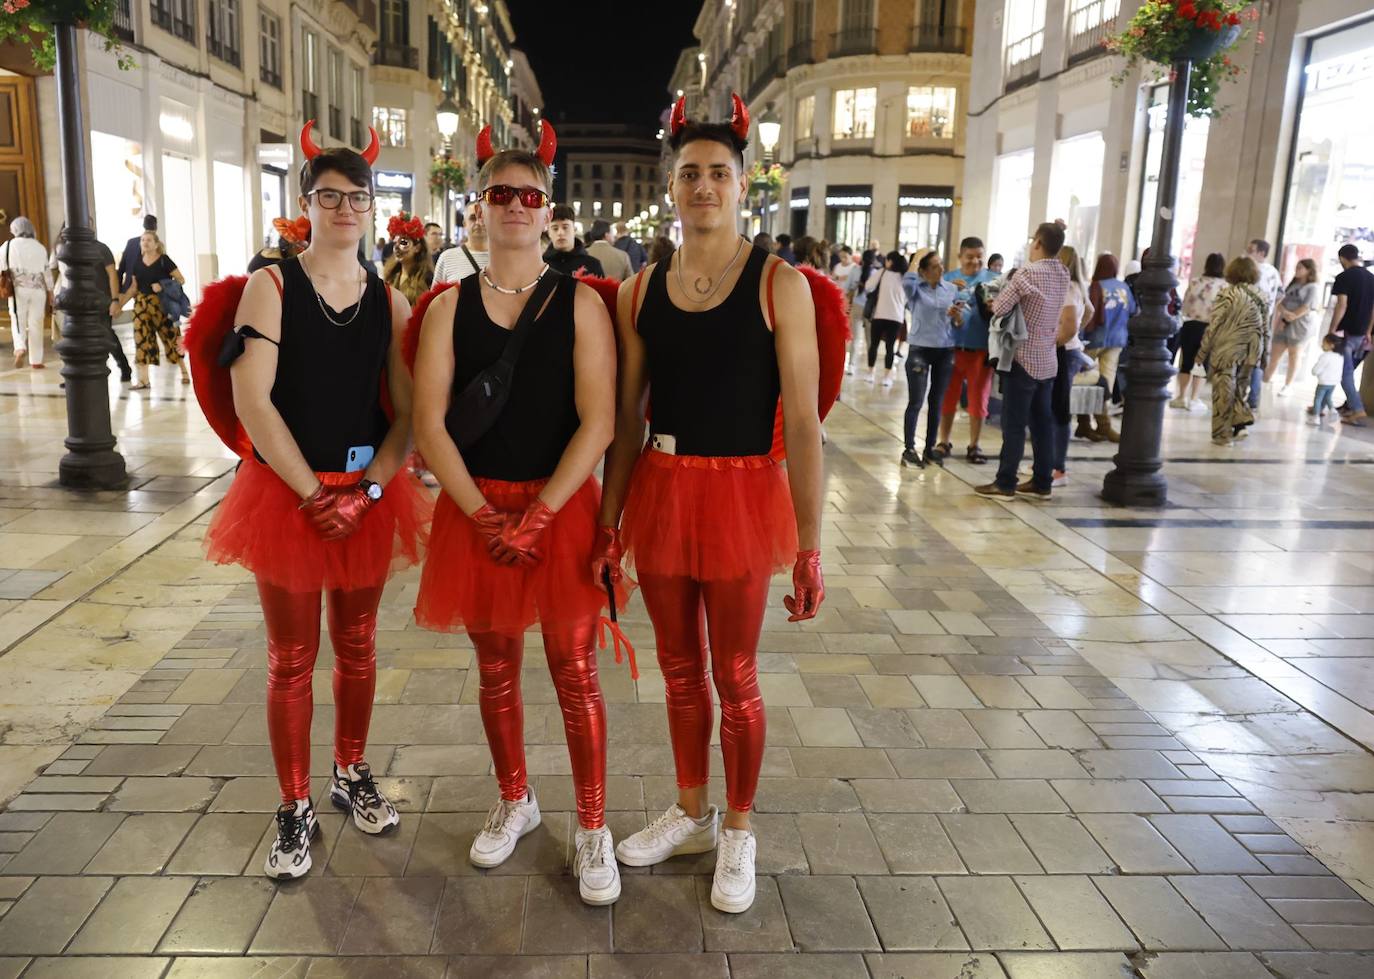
[1056,305,1079,346]
[1331,295,1348,333]
[411,288,487,515]
[229,267,320,499]
[598,269,653,528]
[536,283,616,510]
[364,287,414,487]
[769,258,823,552]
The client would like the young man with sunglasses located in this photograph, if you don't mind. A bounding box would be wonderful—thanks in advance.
[200,123,429,878]
[596,94,825,914]
[411,123,627,906]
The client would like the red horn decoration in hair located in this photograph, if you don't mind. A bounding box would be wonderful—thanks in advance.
[476,126,495,167]
[300,120,323,161]
[360,126,380,165]
[729,93,750,142]
[669,96,688,137]
[537,119,557,167]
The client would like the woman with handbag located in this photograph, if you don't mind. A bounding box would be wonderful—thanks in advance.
[411,122,626,906]
[2,216,53,369]
[112,231,190,389]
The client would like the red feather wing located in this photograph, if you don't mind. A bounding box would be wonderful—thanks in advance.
[770,265,851,460]
[185,275,254,459]
[402,281,460,375]
[572,273,622,331]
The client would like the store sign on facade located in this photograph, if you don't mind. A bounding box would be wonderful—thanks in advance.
[376,170,414,190]
[257,143,293,169]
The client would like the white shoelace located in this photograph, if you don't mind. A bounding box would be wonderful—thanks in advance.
[482,798,520,836]
[577,830,611,873]
[719,834,754,878]
[639,806,689,842]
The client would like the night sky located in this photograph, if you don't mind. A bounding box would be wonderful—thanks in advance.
[506,1,701,131]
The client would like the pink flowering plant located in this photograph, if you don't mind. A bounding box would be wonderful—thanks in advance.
[0,0,132,70]
[1106,0,1260,116]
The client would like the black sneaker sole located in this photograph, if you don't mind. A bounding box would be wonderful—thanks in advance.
[329,786,400,834]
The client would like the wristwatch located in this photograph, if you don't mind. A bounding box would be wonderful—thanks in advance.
[359,479,383,502]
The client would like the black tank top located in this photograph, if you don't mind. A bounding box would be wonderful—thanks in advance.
[448,271,579,481]
[263,258,391,473]
[639,243,779,457]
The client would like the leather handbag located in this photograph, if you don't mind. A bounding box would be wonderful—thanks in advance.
[0,242,14,301]
[444,271,563,450]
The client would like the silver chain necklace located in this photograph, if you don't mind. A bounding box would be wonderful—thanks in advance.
[482,263,549,295]
[675,236,747,305]
[300,253,366,328]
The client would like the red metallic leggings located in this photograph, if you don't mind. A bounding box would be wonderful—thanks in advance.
[258,579,384,803]
[473,616,607,829]
[639,572,770,813]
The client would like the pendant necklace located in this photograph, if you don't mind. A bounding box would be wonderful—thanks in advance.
[482,263,549,295]
[300,253,366,328]
[676,235,747,305]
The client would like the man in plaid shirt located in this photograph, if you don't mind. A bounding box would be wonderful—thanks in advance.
[977,222,1070,499]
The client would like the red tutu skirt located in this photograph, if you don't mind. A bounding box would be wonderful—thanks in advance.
[621,451,797,581]
[205,460,431,593]
[415,477,617,636]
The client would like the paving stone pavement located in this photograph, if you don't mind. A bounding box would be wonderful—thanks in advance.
[4,373,1374,976]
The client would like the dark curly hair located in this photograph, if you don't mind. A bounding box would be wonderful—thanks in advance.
[669,121,747,168]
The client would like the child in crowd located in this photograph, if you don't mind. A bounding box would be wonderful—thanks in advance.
[1309,334,1343,424]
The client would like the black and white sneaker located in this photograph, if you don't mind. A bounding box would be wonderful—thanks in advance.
[329,761,400,835]
[264,799,319,879]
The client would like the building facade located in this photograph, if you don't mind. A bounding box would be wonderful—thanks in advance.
[689,0,972,258]
[556,125,665,235]
[964,0,1374,285]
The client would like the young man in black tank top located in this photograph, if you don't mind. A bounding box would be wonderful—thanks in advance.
[411,124,626,905]
[597,94,826,914]
[204,125,427,877]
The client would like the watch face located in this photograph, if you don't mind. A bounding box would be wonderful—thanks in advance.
[364,481,383,501]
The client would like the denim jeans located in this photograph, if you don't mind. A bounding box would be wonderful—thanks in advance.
[1051,347,1083,473]
[904,346,954,453]
[1341,344,1365,414]
[996,361,1055,492]
[1314,384,1336,416]
[1248,364,1263,410]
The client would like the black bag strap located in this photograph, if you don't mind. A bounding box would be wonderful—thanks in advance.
[494,270,563,370]
[461,244,478,270]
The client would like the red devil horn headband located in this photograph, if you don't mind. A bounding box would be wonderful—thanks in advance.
[475,119,557,168]
[668,92,750,143]
[300,120,380,166]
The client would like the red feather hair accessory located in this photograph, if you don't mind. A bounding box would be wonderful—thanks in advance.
[272,216,311,245]
[387,213,425,241]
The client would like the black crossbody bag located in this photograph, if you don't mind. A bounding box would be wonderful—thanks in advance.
[445,271,562,450]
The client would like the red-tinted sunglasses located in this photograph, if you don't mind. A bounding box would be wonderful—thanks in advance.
[479,184,550,209]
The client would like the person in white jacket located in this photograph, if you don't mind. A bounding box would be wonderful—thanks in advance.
[1,217,52,369]
[864,251,910,388]
[1309,334,1343,423]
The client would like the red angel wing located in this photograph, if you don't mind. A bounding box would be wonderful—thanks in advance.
[185,275,254,459]
[769,264,851,461]
[402,280,461,375]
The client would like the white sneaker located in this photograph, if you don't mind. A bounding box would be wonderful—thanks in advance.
[882,373,894,389]
[615,803,718,867]
[1278,385,1292,398]
[711,828,757,913]
[329,762,399,835]
[865,371,876,384]
[264,799,318,879]
[469,790,541,867]
[574,826,621,905]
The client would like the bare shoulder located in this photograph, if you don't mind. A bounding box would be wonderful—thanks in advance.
[426,284,459,319]
[763,255,812,303]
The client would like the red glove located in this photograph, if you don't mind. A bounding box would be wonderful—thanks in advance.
[299,483,374,541]
[468,503,510,554]
[591,525,624,588]
[491,499,557,567]
[783,549,825,622]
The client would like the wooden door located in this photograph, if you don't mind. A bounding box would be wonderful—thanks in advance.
[0,73,47,331]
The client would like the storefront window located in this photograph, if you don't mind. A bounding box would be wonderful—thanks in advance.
[373,170,414,244]
[1047,131,1104,264]
[989,149,1033,263]
[825,188,871,249]
[897,188,953,261]
[906,87,957,139]
[161,153,198,300]
[1135,84,1209,282]
[832,87,876,140]
[1280,20,1374,282]
[213,161,249,277]
[260,168,286,246]
[795,94,814,140]
[91,132,146,250]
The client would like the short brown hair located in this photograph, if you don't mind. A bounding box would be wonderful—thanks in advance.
[477,149,552,195]
[1034,222,1065,258]
[1225,255,1259,285]
[550,204,576,224]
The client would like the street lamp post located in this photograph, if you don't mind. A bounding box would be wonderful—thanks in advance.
[1101,60,1192,508]
[757,108,781,238]
[53,22,126,489]
[436,93,461,246]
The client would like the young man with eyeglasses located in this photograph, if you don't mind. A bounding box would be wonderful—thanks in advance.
[200,123,429,878]
[411,122,627,906]
[596,94,825,914]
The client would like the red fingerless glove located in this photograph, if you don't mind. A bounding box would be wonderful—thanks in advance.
[468,503,510,554]
[492,499,557,567]
[783,549,825,622]
[590,525,624,588]
[299,484,374,541]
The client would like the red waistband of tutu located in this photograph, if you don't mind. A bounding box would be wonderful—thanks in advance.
[242,459,374,490]
[473,476,551,494]
[638,450,778,472]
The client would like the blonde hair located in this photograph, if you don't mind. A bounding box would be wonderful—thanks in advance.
[1225,255,1259,285]
[477,149,553,195]
[140,230,165,255]
[1059,245,1086,286]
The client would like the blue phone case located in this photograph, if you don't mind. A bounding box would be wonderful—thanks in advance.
[345,446,375,473]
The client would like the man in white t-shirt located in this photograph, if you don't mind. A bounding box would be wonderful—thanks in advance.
[433,199,489,283]
[1246,238,1283,409]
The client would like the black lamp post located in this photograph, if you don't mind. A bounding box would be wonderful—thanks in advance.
[52,22,127,489]
[1102,28,1236,508]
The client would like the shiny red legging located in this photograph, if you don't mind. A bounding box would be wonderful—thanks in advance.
[473,616,607,829]
[639,572,770,814]
[258,579,385,803]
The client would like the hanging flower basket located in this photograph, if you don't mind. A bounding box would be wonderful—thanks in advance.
[0,0,132,70]
[1106,0,1259,117]
[747,160,786,192]
[429,156,466,197]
